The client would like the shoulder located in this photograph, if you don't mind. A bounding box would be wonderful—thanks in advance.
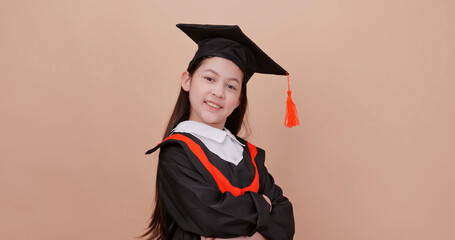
[147,132,203,157]
[157,133,209,168]
[234,135,266,163]
[159,141,186,158]
[235,135,265,151]
[157,141,207,174]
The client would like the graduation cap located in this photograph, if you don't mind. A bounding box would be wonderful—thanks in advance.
[177,23,299,128]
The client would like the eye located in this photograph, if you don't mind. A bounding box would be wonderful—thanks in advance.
[226,84,237,90]
[204,77,214,82]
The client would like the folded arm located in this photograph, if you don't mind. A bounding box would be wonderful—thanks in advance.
[157,143,271,238]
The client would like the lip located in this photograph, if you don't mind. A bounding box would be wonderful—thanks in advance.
[204,100,223,110]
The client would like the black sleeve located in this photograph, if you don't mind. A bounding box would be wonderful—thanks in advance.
[156,143,271,238]
[256,149,295,240]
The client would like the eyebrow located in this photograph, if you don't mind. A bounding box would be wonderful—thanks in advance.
[204,69,241,84]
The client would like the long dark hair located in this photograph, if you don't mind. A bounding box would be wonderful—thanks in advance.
[140,57,250,240]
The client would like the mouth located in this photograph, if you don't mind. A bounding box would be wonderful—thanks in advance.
[205,101,223,109]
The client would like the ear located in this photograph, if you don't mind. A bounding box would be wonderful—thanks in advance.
[181,71,191,92]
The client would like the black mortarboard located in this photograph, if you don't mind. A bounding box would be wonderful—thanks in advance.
[176,23,287,81]
[177,23,300,127]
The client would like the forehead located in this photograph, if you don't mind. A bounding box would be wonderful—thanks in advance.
[197,57,244,79]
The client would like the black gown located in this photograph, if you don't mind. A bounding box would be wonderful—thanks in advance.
[146,132,295,240]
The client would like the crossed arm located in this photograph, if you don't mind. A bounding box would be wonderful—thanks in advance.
[157,143,294,240]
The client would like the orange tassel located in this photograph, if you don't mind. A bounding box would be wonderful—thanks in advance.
[284,72,299,128]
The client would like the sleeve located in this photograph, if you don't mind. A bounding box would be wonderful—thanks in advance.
[256,149,295,240]
[156,143,272,238]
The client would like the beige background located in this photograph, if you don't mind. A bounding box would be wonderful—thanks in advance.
[1,0,454,239]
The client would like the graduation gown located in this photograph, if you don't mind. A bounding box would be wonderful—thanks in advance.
[146,132,294,240]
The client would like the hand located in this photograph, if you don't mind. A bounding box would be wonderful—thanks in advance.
[262,195,272,212]
[201,232,267,240]
[201,197,271,240]
[248,232,268,240]
[201,236,249,240]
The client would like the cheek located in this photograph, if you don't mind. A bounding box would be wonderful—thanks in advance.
[188,91,197,106]
[229,92,242,109]
[188,87,205,108]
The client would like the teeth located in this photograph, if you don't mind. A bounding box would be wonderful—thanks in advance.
[206,101,221,109]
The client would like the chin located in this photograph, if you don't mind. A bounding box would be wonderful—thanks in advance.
[202,119,222,126]
[200,117,225,128]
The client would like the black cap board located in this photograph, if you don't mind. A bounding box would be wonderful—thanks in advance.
[176,23,287,81]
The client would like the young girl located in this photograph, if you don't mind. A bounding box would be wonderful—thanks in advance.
[142,24,296,240]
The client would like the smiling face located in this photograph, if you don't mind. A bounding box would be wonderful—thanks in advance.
[181,57,244,130]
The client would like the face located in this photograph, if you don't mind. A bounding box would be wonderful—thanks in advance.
[181,57,244,130]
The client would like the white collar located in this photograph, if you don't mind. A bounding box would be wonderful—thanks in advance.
[171,120,244,146]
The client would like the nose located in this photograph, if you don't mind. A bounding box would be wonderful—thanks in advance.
[211,82,225,98]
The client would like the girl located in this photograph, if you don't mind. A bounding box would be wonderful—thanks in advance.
[142,24,296,240]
